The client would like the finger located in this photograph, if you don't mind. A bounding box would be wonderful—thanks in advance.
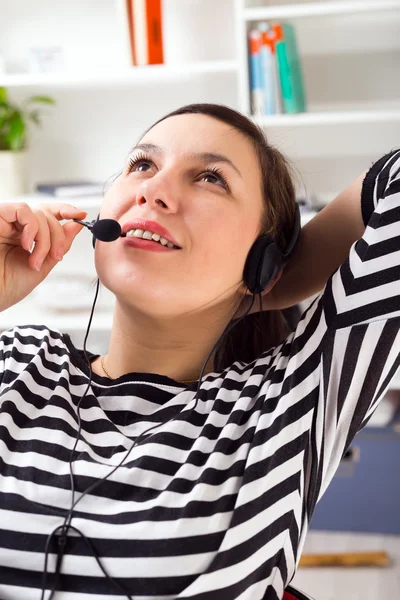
[37,202,88,222]
[39,207,67,262]
[61,220,86,253]
[29,210,51,271]
[0,203,39,251]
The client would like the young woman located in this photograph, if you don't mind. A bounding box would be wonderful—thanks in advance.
[0,103,398,600]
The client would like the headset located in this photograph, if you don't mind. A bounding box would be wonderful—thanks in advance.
[40,204,301,599]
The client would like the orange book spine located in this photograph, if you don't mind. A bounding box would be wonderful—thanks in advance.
[145,0,164,64]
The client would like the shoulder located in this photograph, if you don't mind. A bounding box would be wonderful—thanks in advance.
[361,148,400,225]
[1,323,65,344]
[0,323,71,361]
[0,324,75,386]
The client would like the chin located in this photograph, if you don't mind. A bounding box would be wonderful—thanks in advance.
[99,272,185,318]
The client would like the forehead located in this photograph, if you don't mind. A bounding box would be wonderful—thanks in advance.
[139,113,258,171]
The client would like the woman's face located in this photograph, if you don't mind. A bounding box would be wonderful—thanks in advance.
[96,113,265,319]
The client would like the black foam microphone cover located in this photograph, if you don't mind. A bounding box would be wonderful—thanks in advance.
[91,219,122,242]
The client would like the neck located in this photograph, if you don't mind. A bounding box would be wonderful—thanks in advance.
[104,299,233,382]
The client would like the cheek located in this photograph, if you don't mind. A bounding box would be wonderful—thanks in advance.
[196,219,254,280]
[100,181,125,218]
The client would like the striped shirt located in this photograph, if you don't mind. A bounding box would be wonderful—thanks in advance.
[0,150,400,600]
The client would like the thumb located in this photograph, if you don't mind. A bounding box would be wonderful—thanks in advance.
[62,221,88,253]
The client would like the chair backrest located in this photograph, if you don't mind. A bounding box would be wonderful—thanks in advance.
[283,585,313,600]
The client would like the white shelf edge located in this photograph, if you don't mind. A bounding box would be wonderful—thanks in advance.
[0,309,112,336]
[244,0,400,21]
[0,60,238,87]
[0,194,103,208]
[0,309,113,332]
[252,108,400,127]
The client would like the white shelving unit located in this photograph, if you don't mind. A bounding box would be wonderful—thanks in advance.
[236,3,400,132]
[234,0,400,226]
[0,0,399,386]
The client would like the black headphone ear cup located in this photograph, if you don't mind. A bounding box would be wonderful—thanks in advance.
[92,214,100,249]
[243,204,301,295]
[243,236,283,295]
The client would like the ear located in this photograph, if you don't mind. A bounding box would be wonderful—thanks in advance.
[243,268,283,297]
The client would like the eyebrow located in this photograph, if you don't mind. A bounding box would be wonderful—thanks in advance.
[129,143,243,179]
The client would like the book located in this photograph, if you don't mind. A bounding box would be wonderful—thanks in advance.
[259,23,277,115]
[36,181,104,198]
[130,0,164,66]
[248,29,264,116]
[284,23,306,113]
[267,27,283,114]
[272,23,306,114]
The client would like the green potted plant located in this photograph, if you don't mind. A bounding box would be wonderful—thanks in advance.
[0,87,55,200]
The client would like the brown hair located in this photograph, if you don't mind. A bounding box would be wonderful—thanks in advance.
[141,103,299,370]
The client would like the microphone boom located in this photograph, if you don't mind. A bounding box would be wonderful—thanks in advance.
[73,218,126,242]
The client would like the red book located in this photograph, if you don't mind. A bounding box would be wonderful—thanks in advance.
[130,0,164,66]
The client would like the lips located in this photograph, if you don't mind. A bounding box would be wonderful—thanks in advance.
[121,219,182,248]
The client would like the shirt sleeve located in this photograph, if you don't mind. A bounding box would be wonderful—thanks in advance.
[0,325,52,393]
[0,326,27,391]
[266,149,400,515]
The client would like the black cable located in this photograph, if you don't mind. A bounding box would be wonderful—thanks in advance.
[41,279,101,600]
[41,280,259,600]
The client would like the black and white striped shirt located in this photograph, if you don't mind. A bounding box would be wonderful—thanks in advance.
[0,150,399,600]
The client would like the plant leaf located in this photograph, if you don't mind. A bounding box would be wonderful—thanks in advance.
[0,105,10,127]
[26,95,56,105]
[0,90,53,149]
[0,87,8,104]
[4,112,25,151]
[28,109,42,126]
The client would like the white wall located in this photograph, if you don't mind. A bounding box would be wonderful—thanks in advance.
[2,0,238,190]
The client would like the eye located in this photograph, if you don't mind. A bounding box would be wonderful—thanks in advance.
[126,152,154,174]
[200,167,230,191]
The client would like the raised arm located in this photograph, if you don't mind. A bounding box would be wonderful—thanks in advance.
[266,171,367,310]
[258,150,400,524]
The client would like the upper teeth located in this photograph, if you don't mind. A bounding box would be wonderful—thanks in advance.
[126,229,178,249]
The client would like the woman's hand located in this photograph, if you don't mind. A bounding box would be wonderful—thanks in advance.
[0,202,88,312]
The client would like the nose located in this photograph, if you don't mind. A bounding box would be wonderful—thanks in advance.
[134,171,179,213]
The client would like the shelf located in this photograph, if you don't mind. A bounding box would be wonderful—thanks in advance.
[252,108,400,127]
[0,60,238,88]
[244,0,400,21]
[0,194,103,208]
[0,298,113,332]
